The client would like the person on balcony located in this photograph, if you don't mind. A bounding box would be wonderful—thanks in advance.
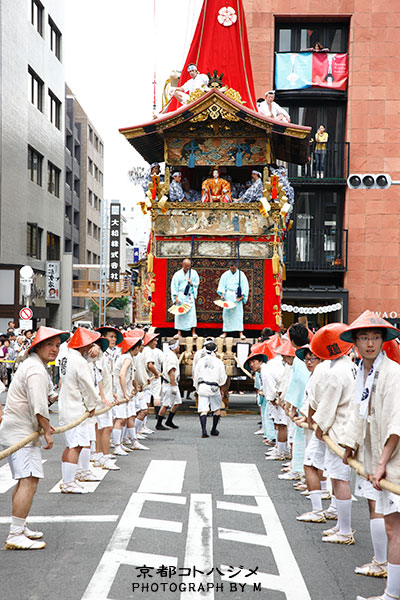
[258,91,291,123]
[182,178,201,202]
[314,125,329,178]
[240,170,263,202]
[169,172,185,202]
[173,64,209,104]
[142,162,163,193]
[201,167,232,203]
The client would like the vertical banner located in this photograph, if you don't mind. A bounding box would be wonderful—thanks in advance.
[109,203,121,282]
[45,261,61,300]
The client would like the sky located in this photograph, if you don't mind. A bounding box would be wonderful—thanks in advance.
[64,0,203,239]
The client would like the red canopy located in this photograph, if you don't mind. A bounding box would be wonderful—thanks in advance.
[165,0,256,113]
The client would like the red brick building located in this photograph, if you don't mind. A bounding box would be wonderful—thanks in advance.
[244,0,400,327]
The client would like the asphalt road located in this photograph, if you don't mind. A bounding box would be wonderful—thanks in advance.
[0,404,386,600]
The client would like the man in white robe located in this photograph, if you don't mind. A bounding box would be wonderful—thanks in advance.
[174,64,209,104]
[217,262,249,339]
[194,340,227,438]
[171,258,200,338]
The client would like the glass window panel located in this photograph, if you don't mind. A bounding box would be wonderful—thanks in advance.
[278,29,292,52]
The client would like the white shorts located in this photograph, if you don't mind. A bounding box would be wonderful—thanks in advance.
[112,402,127,420]
[304,433,326,470]
[150,378,162,400]
[376,489,400,516]
[269,404,289,426]
[88,421,96,441]
[324,446,351,481]
[355,475,381,502]
[64,421,91,448]
[142,389,152,405]
[127,398,137,418]
[198,393,221,413]
[288,419,296,443]
[96,409,113,429]
[6,446,44,480]
[161,385,183,408]
[135,392,148,412]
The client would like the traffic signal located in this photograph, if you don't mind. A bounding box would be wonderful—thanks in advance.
[347,174,392,190]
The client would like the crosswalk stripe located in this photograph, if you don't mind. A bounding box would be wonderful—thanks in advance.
[216,500,261,514]
[218,527,270,547]
[137,459,186,494]
[0,515,119,523]
[220,462,269,496]
[136,516,183,533]
[0,460,46,494]
[181,494,214,600]
[48,465,108,493]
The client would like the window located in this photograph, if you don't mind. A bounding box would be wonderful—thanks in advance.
[88,125,93,143]
[49,90,61,129]
[88,158,93,175]
[49,17,62,60]
[94,165,99,180]
[47,232,60,260]
[87,251,92,264]
[31,0,43,36]
[28,66,43,111]
[88,189,93,206]
[27,223,43,259]
[275,22,349,53]
[87,220,92,236]
[28,146,43,186]
[48,162,61,197]
[99,141,104,156]
[94,134,99,150]
[99,171,103,186]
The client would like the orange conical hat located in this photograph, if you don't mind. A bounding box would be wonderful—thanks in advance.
[124,329,145,339]
[383,339,400,364]
[119,335,142,355]
[340,310,400,343]
[143,332,159,346]
[275,340,296,357]
[311,322,353,360]
[244,351,268,372]
[28,326,70,354]
[251,341,275,361]
[68,327,101,349]
[95,326,123,345]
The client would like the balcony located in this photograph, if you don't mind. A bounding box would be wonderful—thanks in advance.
[287,142,349,183]
[284,228,348,272]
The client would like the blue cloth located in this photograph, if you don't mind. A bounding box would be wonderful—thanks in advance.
[169,180,185,202]
[255,373,275,441]
[171,268,199,330]
[184,189,201,202]
[286,356,309,474]
[217,269,249,333]
[275,52,312,90]
[240,177,263,203]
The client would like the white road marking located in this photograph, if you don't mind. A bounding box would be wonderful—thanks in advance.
[81,492,184,600]
[0,515,119,524]
[217,500,260,514]
[0,460,46,494]
[218,527,270,547]
[135,516,183,533]
[220,462,269,496]
[180,494,214,600]
[49,465,108,493]
[137,459,186,494]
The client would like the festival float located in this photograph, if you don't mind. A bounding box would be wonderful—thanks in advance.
[119,0,311,387]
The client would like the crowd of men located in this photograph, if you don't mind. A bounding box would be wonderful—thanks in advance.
[0,310,399,600]
[246,313,400,600]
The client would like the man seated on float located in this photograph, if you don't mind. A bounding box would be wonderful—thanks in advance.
[169,171,185,202]
[201,167,232,203]
[182,178,201,202]
[240,170,263,202]
[258,90,291,123]
[142,162,163,193]
[174,64,209,104]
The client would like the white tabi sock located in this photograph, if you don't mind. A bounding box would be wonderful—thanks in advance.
[277,441,286,456]
[309,490,323,512]
[64,462,77,484]
[370,517,388,563]
[90,440,96,453]
[329,495,337,510]
[127,427,136,441]
[320,480,328,492]
[10,516,25,534]
[78,448,90,472]
[384,563,400,600]
[61,461,67,481]
[144,416,148,427]
[336,498,352,535]
[135,419,144,436]
[121,426,127,441]
[112,428,122,447]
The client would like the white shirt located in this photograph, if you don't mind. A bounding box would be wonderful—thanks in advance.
[260,356,285,402]
[153,347,164,374]
[182,73,209,94]
[192,348,207,379]
[113,354,133,399]
[194,352,227,397]
[162,349,180,384]
[0,353,50,448]
[258,100,290,122]
[58,349,99,425]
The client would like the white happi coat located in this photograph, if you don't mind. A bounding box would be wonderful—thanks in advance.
[58,349,99,426]
[194,352,227,397]
[340,354,400,485]
[0,353,50,448]
[313,355,356,445]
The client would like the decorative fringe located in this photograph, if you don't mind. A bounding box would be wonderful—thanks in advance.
[272,254,280,275]
[147,252,154,273]
[282,263,286,280]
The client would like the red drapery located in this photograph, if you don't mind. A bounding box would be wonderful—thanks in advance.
[165,0,256,113]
